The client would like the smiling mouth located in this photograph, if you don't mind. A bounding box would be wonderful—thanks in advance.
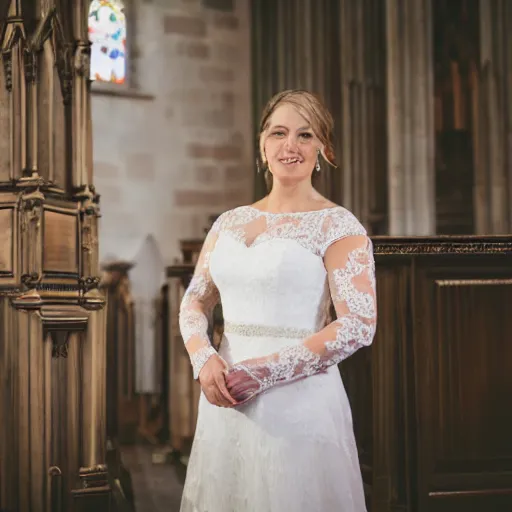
[280,157,302,165]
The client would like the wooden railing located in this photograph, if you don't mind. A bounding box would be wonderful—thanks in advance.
[161,235,512,511]
[356,235,512,512]
[100,261,138,445]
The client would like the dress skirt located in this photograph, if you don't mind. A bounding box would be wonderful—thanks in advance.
[180,334,367,512]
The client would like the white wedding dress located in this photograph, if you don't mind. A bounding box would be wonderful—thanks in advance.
[179,205,377,512]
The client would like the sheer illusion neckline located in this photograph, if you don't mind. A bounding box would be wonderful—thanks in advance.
[246,205,340,216]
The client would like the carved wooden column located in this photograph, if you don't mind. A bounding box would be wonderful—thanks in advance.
[166,264,201,457]
[339,0,387,233]
[251,0,343,202]
[386,0,435,235]
[474,0,512,234]
[0,1,111,510]
[100,261,137,444]
[251,0,387,234]
[351,234,512,511]
[163,234,224,462]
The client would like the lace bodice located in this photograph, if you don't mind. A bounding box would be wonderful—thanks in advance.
[179,205,377,402]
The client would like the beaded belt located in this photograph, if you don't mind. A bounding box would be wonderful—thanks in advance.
[224,321,314,339]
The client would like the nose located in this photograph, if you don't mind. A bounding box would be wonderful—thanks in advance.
[284,135,298,152]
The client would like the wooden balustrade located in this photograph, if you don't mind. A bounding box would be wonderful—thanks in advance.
[162,234,512,511]
[100,261,138,445]
[0,2,113,509]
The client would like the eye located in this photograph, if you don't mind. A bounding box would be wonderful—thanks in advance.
[299,132,313,140]
[271,131,285,137]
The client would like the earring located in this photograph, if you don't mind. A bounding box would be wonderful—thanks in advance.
[256,158,261,174]
[315,150,321,172]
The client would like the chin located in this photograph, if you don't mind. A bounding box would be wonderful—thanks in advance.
[272,173,311,186]
[274,163,308,176]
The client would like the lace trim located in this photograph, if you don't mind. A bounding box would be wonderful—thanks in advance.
[190,345,217,379]
[224,321,314,339]
[226,239,377,403]
[218,206,366,256]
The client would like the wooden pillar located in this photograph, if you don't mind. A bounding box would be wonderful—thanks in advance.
[0,1,113,510]
[386,0,435,235]
[474,0,512,234]
[250,0,387,234]
[339,0,387,233]
[251,0,342,201]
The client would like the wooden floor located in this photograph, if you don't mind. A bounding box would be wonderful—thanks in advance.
[121,445,185,512]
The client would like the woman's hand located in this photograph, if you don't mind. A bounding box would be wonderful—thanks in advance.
[198,354,238,407]
[226,359,268,405]
[226,354,327,405]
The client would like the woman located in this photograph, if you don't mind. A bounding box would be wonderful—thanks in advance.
[179,90,376,512]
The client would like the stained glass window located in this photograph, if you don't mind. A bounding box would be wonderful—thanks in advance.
[88,0,126,84]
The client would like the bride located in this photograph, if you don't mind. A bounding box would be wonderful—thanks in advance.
[179,89,377,512]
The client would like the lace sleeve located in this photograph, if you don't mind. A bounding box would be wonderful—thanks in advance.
[226,234,377,403]
[179,216,223,379]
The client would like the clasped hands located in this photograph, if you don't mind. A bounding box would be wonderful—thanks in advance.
[198,353,266,408]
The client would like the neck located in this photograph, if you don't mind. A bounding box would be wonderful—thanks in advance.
[264,179,318,212]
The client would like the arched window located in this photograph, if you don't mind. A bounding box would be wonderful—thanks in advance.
[88,0,126,84]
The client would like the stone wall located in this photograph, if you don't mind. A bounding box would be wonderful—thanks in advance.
[92,0,253,266]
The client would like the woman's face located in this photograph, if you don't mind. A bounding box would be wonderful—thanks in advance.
[262,103,322,184]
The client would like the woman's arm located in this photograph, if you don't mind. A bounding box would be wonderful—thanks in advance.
[179,220,222,379]
[226,234,377,404]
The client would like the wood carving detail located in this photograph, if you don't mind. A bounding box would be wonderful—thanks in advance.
[1,19,25,92]
[55,42,73,104]
[50,330,69,358]
[52,13,74,104]
[20,189,44,288]
[43,210,78,274]
[23,47,37,83]
[0,208,13,273]
[74,41,91,79]
[1,50,12,91]
[373,240,512,255]
[78,276,100,293]
[0,2,112,510]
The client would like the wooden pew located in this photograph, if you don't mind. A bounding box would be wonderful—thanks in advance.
[163,234,512,511]
[354,235,512,511]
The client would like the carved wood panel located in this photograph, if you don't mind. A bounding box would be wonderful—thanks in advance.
[0,1,112,510]
[43,209,78,275]
[339,237,512,512]
[0,49,10,182]
[52,62,67,190]
[0,207,13,274]
[414,259,512,511]
[250,0,387,233]
[48,331,84,512]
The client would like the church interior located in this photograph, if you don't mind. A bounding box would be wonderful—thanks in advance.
[0,0,511,511]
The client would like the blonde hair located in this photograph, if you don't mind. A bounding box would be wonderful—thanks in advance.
[258,90,336,187]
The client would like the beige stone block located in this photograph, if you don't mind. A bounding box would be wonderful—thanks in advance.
[100,211,139,235]
[174,189,224,207]
[219,91,235,104]
[204,109,234,128]
[94,161,120,179]
[187,142,241,161]
[213,13,239,30]
[212,42,240,63]
[126,154,155,181]
[225,165,248,181]
[163,15,206,37]
[195,165,219,184]
[224,186,249,205]
[176,41,210,59]
[199,66,235,83]
[98,185,123,203]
